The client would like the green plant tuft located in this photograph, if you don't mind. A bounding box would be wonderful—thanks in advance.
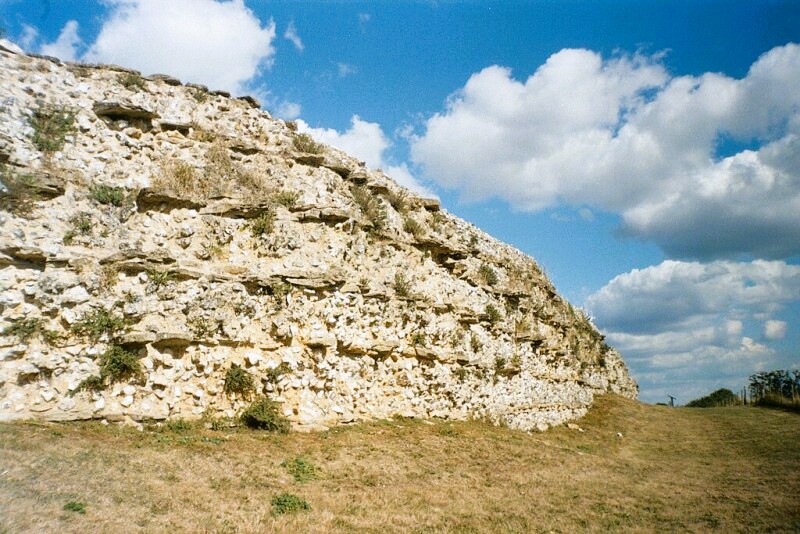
[146,268,175,289]
[271,493,310,516]
[485,304,502,324]
[3,318,41,342]
[351,185,387,233]
[0,168,45,216]
[282,457,317,483]
[269,282,291,303]
[2,317,61,345]
[63,212,93,244]
[71,308,127,342]
[394,272,410,298]
[90,185,125,206]
[117,72,147,91]
[478,263,499,286]
[98,345,142,384]
[63,501,86,514]
[240,397,290,432]
[411,331,427,347]
[273,190,299,209]
[265,362,291,384]
[73,374,105,394]
[470,332,482,353]
[223,364,255,398]
[30,104,76,152]
[250,209,276,237]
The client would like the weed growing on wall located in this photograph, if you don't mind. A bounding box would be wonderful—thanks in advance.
[30,104,76,152]
[223,364,255,398]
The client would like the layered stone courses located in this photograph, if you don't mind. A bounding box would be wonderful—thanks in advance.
[0,46,637,431]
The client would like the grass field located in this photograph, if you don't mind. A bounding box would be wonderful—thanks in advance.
[1,395,798,533]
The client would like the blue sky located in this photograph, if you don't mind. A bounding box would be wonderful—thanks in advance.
[3,0,799,404]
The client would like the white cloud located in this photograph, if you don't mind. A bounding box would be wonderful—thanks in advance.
[411,44,800,259]
[273,100,302,120]
[283,20,303,52]
[586,259,800,402]
[587,260,800,333]
[358,13,371,24]
[764,320,787,340]
[39,20,81,61]
[297,116,436,197]
[337,63,357,78]
[19,24,38,51]
[81,0,276,94]
[299,115,386,167]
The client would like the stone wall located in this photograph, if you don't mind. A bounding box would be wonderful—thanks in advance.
[0,44,637,431]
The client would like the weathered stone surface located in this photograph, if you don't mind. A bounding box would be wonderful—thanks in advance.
[347,169,369,184]
[237,95,260,109]
[296,206,353,224]
[136,188,205,211]
[417,197,441,211]
[94,101,159,120]
[200,198,273,218]
[294,153,326,167]
[147,74,182,86]
[0,49,637,432]
[159,121,191,134]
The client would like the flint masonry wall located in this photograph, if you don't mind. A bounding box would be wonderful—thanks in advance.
[0,44,637,431]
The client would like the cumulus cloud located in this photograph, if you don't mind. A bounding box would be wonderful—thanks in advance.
[283,20,303,52]
[297,116,436,196]
[272,100,302,120]
[39,20,81,61]
[764,320,787,340]
[587,260,800,334]
[586,259,800,402]
[411,44,800,259]
[78,0,276,94]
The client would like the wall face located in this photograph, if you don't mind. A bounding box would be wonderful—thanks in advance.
[0,47,637,431]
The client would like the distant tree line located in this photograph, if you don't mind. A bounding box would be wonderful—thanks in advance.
[748,370,800,412]
[686,388,740,408]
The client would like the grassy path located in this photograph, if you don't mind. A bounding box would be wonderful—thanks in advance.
[1,395,798,533]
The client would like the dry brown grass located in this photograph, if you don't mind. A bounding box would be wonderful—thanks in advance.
[153,142,264,201]
[1,395,798,533]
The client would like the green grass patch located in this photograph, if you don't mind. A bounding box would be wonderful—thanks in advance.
[282,457,317,483]
[63,501,86,514]
[70,308,128,342]
[90,185,126,206]
[271,493,310,516]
